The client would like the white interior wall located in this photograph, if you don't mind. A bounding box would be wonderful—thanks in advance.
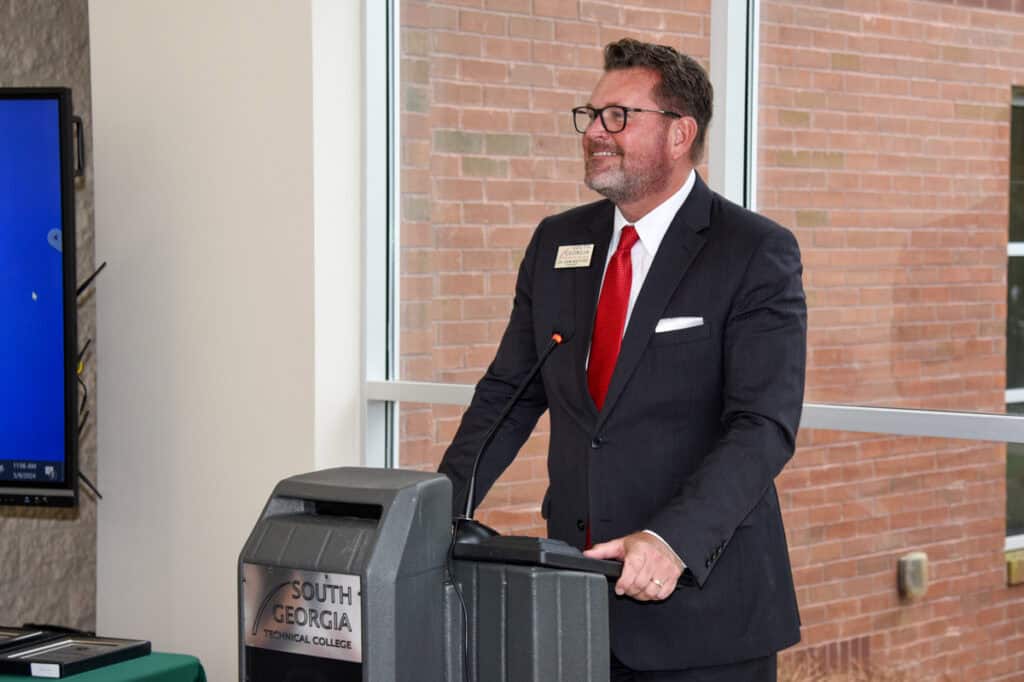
[313,0,364,470]
[90,2,363,679]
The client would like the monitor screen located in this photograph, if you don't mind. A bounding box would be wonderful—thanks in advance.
[0,88,78,506]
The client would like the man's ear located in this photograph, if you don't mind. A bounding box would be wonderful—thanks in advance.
[671,116,698,161]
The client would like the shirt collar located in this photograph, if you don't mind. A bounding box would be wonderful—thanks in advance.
[613,169,696,254]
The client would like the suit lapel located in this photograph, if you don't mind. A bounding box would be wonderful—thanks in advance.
[572,202,614,418]
[596,176,713,430]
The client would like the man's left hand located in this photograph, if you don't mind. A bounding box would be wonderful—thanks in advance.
[584,532,683,601]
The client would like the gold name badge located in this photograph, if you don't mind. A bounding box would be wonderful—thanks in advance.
[554,244,594,269]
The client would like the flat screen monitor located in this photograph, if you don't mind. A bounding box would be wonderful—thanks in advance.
[0,87,78,507]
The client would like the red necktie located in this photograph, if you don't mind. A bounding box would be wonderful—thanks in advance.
[588,225,639,411]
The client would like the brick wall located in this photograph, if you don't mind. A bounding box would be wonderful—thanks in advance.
[761,0,1009,412]
[760,1,1024,677]
[398,0,1024,678]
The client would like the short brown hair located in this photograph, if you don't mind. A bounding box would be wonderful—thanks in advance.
[603,38,713,163]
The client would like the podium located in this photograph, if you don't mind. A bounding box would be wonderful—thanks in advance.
[238,467,614,681]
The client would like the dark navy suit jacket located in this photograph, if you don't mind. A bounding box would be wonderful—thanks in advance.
[439,174,806,670]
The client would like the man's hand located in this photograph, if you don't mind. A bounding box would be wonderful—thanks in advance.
[584,531,684,601]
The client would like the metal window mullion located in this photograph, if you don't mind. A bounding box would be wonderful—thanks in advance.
[709,0,753,206]
[801,403,1024,444]
[744,0,760,211]
[363,0,395,468]
[367,380,475,406]
[387,0,401,468]
[366,380,1024,444]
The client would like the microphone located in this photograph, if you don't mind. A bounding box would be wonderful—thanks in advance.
[452,331,568,545]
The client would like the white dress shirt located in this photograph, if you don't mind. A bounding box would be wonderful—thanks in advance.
[589,170,696,570]
[601,168,696,336]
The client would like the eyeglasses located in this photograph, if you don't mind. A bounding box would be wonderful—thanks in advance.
[572,105,682,134]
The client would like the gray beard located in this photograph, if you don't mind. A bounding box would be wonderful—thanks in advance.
[585,164,670,206]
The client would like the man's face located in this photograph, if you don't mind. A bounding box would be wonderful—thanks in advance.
[582,67,675,206]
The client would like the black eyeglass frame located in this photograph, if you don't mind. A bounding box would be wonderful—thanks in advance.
[571,105,682,134]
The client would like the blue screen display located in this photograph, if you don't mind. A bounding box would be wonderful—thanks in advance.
[0,98,67,483]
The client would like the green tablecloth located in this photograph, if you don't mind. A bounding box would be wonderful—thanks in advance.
[0,653,204,682]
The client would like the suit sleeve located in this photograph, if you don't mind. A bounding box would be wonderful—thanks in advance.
[437,223,550,516]
[645,226,807,586]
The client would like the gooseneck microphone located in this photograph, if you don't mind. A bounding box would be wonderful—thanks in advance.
[452,331,568,545]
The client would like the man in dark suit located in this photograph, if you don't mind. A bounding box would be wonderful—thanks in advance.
[439,38,806,681]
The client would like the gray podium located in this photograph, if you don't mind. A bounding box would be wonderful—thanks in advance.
[238,467,611,682]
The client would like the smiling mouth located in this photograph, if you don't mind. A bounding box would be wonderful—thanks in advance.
[590,151,620,158]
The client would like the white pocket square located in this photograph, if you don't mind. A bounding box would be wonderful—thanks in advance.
[655,316,704,333]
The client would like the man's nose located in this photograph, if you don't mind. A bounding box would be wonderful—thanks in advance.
[583,115,609,140]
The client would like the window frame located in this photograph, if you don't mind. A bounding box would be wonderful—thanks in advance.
[1005,90,1024,545]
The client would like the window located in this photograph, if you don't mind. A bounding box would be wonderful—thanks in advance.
[384,0,715,532]
[366,5,1024,674]
[1007,89,1024,538]
[366,0,1024,546]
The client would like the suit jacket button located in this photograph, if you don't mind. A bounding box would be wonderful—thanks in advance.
[577,519,586,531]
[705,559,711,568]
[590,437,603,449]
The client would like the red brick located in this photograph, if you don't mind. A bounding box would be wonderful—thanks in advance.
[532,88,579,111]
[509,63,554,87]
[433,80,483,105]
[485,179,532,201]
[436,320,490,345]
[431,298,462,322]
[429,60,459,86]
[463,296,511,320]
[435,227,485,249]
[433,31,481,56]
[481,36,531,61]
[401,275,434,300]
[486,272,517,295]
[554,20,599,44]
[483,0,530,12]
[508,16,554,40]
[487,226,534,248]
[511,111,557,134]
[532,41,577,65]
[531,134,578,157]
[459,9,507,35]
[533,181,578,203]
[460,58,509,82]
[461,250,510,271]
[579,1,621,24]
[435,179,483,201]
[533,0,577,19]
[463,202,509,224]
[428,5,459,30]
[461,108,510,130]
[555,67,601,91]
